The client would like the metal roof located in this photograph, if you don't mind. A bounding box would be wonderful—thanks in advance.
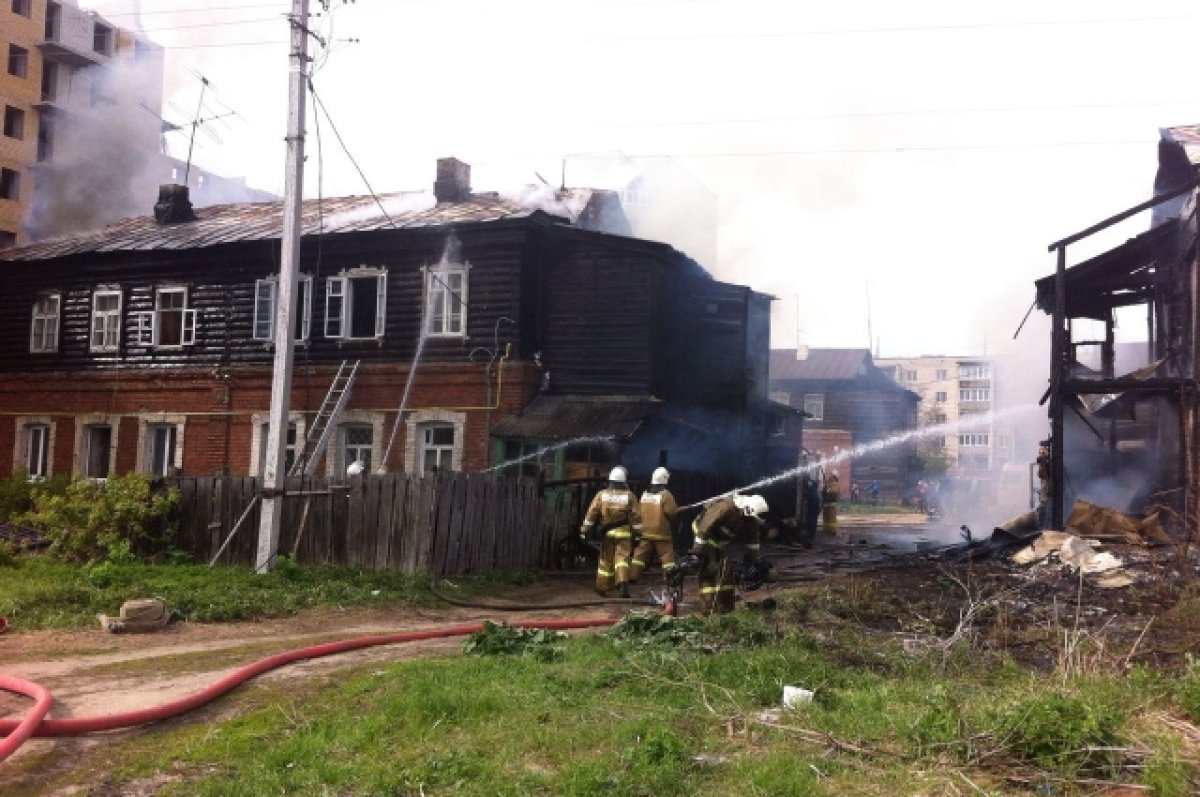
[0,190,572,261]
[490,395,663,442]
[769,348,872,381]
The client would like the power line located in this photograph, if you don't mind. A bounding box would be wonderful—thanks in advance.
[585,12,1200,42]
[560,139,1151,161]
[306,81,469,312]
[582,99,1200,131]
[97,2,288,17]
[164,40,288,49]
[139,16,283,33]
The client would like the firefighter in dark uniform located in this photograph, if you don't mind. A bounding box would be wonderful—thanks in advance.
[580,466,643,597]
[689,493,768,615]
[630,467,678,583]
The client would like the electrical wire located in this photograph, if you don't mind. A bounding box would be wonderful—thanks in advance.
[306,82,469,311]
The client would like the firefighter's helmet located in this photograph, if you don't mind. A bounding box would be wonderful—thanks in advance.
[733,494,769,519]
[651,467,670,485]
[608,466,628,483]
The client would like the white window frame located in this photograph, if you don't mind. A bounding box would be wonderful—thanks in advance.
[419,423,456,474]
[74,415,119,480]
[250,412,306,478]
[424,263,469,338]
[135,415,186,477]
[404,409,466,474]
[958,433,990,447]
[960,364,991,379]
[14,418,54,480]
[29,293,60,353]
[959,388,991,403]
[90,288,123,352]
[803,393,825,422]
[323,411,386,477]
[253,275,312,343]
[324,268,386,340]
[133,286,196,347]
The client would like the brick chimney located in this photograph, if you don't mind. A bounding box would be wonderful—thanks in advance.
[154,183,196,224]
[433,157,471,203]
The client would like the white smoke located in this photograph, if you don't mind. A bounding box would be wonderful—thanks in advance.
[29,57,165,238]
[320,191,436,230]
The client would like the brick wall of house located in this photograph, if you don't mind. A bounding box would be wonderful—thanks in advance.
[0,360,541,479]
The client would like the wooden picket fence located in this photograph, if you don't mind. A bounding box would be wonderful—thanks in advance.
[173,472,550,576]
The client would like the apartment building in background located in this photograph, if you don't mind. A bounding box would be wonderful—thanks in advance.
[875,355,1014,480]
[0,0,164,245]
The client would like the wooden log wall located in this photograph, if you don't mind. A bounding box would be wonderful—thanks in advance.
[175,472,547,576]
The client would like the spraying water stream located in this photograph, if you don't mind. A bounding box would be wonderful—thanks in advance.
[378,235,460,471]
[482,435,616,474]
[681,403,1043,509]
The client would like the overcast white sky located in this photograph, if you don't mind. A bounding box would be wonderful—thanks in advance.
[91,0,1200,368]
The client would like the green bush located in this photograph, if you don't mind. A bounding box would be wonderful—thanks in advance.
[17,473,179,563]
[997,692,1122,774]
[1177,655,1200,723]
[0,472,69,523]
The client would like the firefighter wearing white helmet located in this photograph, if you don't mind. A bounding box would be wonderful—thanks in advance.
[630,467,678,583]
[580,466,643,597]
[689,493,769,615]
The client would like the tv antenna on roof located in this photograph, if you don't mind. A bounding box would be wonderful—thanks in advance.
[156,70,242,185]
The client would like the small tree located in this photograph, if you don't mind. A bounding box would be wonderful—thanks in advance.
[917,406,954,480]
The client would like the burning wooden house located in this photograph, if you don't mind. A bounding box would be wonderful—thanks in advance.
[1035,126,1200,533]
[0,158,778,486]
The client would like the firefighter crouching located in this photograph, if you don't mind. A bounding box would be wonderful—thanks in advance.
[690,494,768,615]
[631,467,678,583]
[580,466,643,598]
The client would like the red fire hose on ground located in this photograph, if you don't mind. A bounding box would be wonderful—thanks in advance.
[0,676,51,763]
[0,617,617,763]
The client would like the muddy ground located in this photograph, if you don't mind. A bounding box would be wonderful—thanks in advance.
[3,512,1198,792]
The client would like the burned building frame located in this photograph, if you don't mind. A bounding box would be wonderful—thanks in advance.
[1036,153,1200,534]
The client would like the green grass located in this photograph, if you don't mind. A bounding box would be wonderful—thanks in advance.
[0,556,438,629]
[8,605,1200,796]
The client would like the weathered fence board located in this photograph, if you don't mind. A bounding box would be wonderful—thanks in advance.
[174,472,546,576]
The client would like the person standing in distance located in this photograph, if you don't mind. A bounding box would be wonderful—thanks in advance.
[630,467,678,584]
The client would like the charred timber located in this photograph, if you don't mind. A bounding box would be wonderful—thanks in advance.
[1062,377,1195,394]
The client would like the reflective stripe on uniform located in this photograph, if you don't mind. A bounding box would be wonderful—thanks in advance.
[631,558,646,567]
[596,568,613,577]
[699,585,736,594]
[746,543,761,550]
[606,528,632,538]
[614,561,629,570]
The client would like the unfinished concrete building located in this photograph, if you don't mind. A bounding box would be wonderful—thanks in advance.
[1034,126,1200,536]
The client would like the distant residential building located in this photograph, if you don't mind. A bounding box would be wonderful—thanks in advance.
[164,158,278,207]
[769,347,919,500]
[875,355,1013,478]
[0,0,166,244]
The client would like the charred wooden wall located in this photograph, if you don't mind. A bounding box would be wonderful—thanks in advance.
[0,221,535,372]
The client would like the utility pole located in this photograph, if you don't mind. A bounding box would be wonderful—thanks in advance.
[255,0,311,572]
